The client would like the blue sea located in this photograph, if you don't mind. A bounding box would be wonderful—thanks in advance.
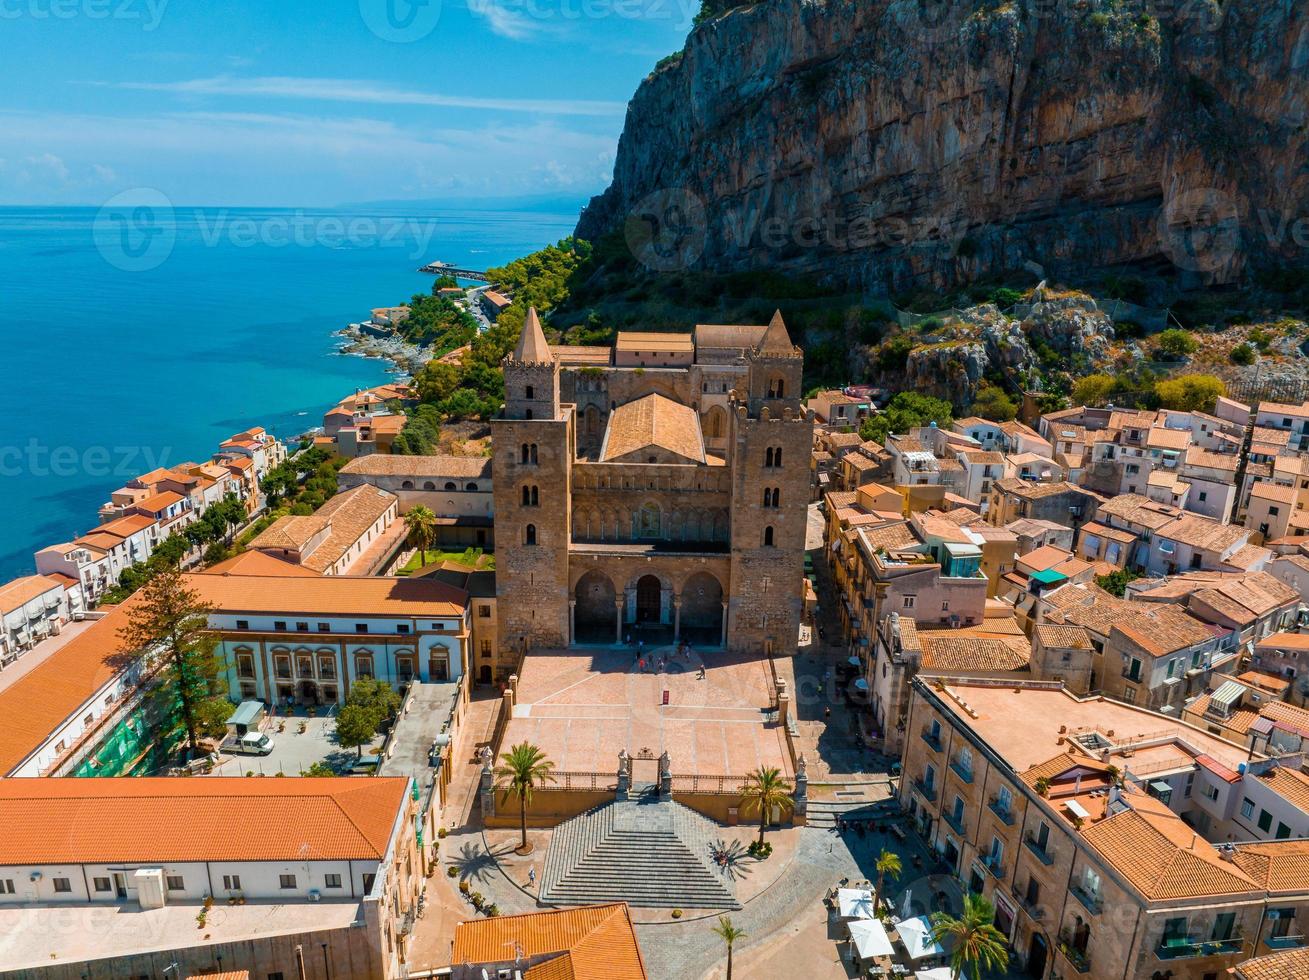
[0,205,577,579]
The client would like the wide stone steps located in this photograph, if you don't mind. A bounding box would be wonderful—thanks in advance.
[539,795,740,910]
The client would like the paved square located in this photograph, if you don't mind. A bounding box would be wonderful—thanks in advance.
[503,648,792,778]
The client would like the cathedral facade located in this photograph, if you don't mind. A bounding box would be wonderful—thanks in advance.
[491,309,813,657]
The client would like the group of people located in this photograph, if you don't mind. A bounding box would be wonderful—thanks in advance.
[630,638,701,676]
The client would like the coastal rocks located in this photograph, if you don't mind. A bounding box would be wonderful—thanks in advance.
[337,323,428,377]
[577,0,1309,293]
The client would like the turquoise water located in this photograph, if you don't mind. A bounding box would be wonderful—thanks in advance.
[0,206,576,579]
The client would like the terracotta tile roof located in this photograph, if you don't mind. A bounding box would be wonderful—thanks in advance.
[1018,752,1111,789]
[1252,481,1300,504]
[1223,543,1273,571]
[858,521,919,552]
[248,485,397,573]
[1235,947,1309,980]
[1078,520,1137,544]
[615,331,694,353]
[1017,545,1075,574]
[1156,514,1251,552]
[0,575,64,613]
[1098,493,1182,530]
[338,454,492,479]
[1258,632,1309,652]
[1081,800,1259,900]
[1252,767,1309,818]
[184,572,467,617]
[916,633,1030,672]
[0,777,408,864]
[0,599,142,774]
[135,490,186,512]
[1183,446,1240,472]
[1111,604,1217,657]
[1231,838,1309,894]
[247,514,330,552]
[203,551,318,577]
[452,904,647,980]
[600,394,704,464]
[1033,624,1093,650]
[96,514,158,536]
[1146,427,1192,451]
[75,532,127,551]
[1194,754,1242,782]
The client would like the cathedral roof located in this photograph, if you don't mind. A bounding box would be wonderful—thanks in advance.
[599,394,705,465]
[755,310,795,355]
[513,306,553,363]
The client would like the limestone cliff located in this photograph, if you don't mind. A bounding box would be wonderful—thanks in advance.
[578,0,1309,293]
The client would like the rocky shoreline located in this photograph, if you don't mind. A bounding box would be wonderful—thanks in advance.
[335,322,429,379]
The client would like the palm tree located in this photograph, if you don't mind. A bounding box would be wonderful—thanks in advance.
[403,505,438,567]
[711,915,746,980]
[738,766,794,848]
[929,893,1010,980]
[873,848,902,914]
[493,742,557,855]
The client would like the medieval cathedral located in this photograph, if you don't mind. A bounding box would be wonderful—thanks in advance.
[491,308,813,656]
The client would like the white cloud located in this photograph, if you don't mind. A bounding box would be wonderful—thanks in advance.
[91,75,626,117]
[465,0,550,40]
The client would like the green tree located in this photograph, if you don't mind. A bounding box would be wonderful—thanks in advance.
[861,392,954,444]
[347,676,402,722]
[334,703,377,759]
[1096,568,1140,598]
[123,564,228,759]
[414,360,462,403]
[929,893,1010,980]
[711,916,746,980]
[1153,328,1198,360]
[494,742,557,854]
[300,761,336,776]
[873,848,902,914]
[969,383,1018,422]
[1154,373,1226,412]
[1071,373,1116,407]
[738,766,794,847]
[404,505,438,566]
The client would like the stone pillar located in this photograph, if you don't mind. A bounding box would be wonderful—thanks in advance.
[614,597,625,644]
[777,691,790,725]
[673,595,682,642]
[568,600,576,647]
[658,750,672,801]
[616,749,630,802]
[793,754,808,820]
[720,602,729,648]
[478,745,496,817]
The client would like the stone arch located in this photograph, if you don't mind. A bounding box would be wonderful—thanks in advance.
[574,570,617,643]
[680,571,724,645]
[703,405,727,440]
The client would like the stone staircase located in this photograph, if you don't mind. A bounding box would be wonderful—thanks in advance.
[806,793,898,830]
[539,792,740,909]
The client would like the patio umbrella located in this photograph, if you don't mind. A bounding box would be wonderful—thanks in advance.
[847,656,861,666]
[900,888,913,919]
[848,918,894,961]
[916,969,966,980]
[837,888,876,920]
[854,677,869,691]
[896,915,946,962]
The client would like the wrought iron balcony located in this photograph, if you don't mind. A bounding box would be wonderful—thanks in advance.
[913,777,937,803]
[988,796,1015,825]
[1069,882,1102,915]
[1023,832,1055,866]
[949,759,974,783]
[1156,937,1243,960]
[1265,934,1305,951]
[920,726,943,752]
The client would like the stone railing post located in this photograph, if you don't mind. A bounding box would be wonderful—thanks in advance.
[793,754,808,821]
[616,749,630,802]
[478,745,496,817]
[658,750,672,801]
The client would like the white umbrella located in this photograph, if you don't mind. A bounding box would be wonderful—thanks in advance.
[899,888,913,919]
[848,918,894,960]
[916,969,965,980]
[896,914,946,961]
[837,888,876,920]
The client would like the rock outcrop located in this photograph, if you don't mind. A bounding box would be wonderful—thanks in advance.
[578,0,1309,293]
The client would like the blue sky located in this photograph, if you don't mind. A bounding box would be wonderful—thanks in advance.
[0,0,696,206]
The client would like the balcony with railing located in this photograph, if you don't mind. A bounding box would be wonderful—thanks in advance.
[1010,884,1043,921]
[920,725,943,752]
[913,777,937,803]
[1265,934,1305,951]
[978,853,1005,881]
[988,795,1015,826]
[1057,941,1091,974]
[1023,832,1055,866]
[949,758,974,783]
[1069,882,1102,915]
[943,808,966,836]
[1156,936,1243,960]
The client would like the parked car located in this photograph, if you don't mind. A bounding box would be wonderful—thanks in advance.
[230,732,275,756]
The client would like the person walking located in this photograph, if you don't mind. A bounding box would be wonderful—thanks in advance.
[528,866,536,888]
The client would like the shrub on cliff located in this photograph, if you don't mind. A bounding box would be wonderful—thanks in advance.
[969,383,1018,422]
[1153,328,1198,360]
[1071,374,1116,407]
[1154,374,1226,413]
[1229,343,1256,366]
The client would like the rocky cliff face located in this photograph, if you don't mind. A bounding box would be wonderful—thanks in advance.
[578,0,1309,293]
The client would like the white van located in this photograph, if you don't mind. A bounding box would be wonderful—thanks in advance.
[233,732,275,756]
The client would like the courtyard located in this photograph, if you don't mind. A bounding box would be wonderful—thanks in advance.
[501,646,792,781]
[204,709,384,777]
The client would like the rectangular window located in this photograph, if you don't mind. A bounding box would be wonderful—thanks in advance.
[397,624,410,635]
[1123,686,1137,704]
[1258,809,1274,832]
[280,874,297,889]
[362,872,376,893]
[355,623,368,633]
[325,873,342,888]
[273,620,286,631]
[318,622,331,632]
[1212,912,1236,941]
[223,874,241,891]
[296,621,309,632]
[0,879,13,894]
[478,605,491,618]
[93,877,111,892]
[1276,821,1292,840]
[53,878,72,893]
[236,619,249,630]
[902,595,916,609]
[166,875,184,891]
[1241,798,1255,819]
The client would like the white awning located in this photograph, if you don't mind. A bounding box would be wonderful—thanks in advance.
[896,915,946,961]
[837,888,876,919]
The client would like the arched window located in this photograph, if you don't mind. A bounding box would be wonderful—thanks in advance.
[763,526,775,547]
[444,482,456,491]
[530,443,538,463]
[401,480,414,490]
[423,481,436,490]
[525,524,536,546]
[525,409,533,420]
[765,447,774,467]
[525,385,535,400]
[521,444,530,464]
[773,447,782,467]
[768,377,785,398]
[466,482,479,491]
[522,485,539,507]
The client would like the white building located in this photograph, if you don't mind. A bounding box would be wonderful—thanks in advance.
[0,575,82,668]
